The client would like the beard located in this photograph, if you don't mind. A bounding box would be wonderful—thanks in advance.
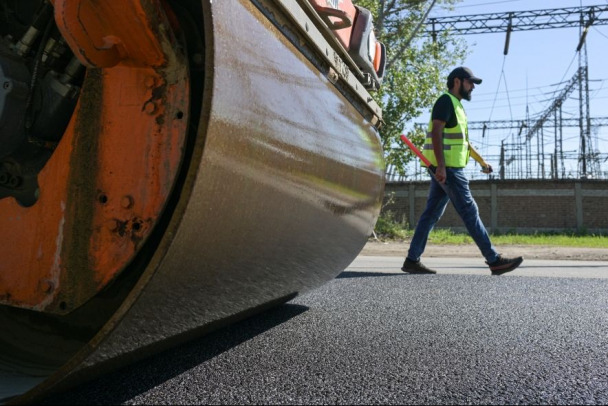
[459,83,472,101]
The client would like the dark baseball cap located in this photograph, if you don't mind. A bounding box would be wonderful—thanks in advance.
[448,66,482,84]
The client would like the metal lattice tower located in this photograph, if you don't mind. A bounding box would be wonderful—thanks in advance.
[424,5,608,179]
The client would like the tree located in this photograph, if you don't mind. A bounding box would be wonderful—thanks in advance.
[354,0,467,177]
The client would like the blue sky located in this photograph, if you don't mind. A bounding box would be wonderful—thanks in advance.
[408,0,608,179]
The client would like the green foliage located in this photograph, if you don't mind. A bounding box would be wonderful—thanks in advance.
[373,191,410,240]
[373,211,411,240]
[354,0,467,177]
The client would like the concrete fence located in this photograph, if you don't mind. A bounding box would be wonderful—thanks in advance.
[383,179,608,234]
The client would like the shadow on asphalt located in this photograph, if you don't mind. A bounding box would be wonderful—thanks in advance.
[39,303,309,405]
[337,271,404,278]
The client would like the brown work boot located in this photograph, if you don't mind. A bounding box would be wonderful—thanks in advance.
[401,259,436,274]
[487,255,523,275]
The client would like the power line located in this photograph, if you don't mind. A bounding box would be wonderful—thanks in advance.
[399,4,608,180]
[439,4,604,179]
[453,0,526,10]
[426,5,608,36]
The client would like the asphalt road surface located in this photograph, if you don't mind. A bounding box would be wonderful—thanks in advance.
[41,256,608,405]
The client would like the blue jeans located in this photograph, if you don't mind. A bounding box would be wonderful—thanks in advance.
[407,167,499,264]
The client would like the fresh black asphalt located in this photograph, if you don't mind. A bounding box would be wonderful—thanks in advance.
[41,260,608,405]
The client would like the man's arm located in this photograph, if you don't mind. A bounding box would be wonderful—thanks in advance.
[430,119,447,183]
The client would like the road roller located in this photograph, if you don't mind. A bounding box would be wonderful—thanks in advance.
[0,0,386,402]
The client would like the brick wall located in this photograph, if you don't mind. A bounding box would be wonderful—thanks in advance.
[383,179,608,233]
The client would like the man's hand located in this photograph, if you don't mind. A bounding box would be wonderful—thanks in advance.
[469,144,493,174]
[434,165,447,184]
[430,120,447,183]
[481,163,493,174]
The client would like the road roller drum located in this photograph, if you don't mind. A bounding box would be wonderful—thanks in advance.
[0,0,386,402]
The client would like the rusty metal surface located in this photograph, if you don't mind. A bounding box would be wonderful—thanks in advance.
[4,0,385,402]
[53,0,169,68]
[0,0,189,314]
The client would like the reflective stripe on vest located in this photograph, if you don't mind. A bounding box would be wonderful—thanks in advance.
[422,92,470,168]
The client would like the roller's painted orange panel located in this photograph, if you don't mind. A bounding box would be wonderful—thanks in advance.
[53,0,169,68]
[0,0,189,314]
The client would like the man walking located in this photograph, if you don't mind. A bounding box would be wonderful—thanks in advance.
[402,66,523,275]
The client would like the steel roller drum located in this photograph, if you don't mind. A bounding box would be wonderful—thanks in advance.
[0,0,384,402]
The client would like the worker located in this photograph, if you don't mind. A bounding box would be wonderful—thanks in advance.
[402,66,523,275]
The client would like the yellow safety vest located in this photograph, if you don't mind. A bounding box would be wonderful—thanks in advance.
[423,92,470,168]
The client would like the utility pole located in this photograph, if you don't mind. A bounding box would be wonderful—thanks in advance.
[499,141,505,180]
[578,11,587,177]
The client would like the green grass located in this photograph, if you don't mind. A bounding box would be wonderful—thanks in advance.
[373,211,608,248]
[427,229,608,248]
